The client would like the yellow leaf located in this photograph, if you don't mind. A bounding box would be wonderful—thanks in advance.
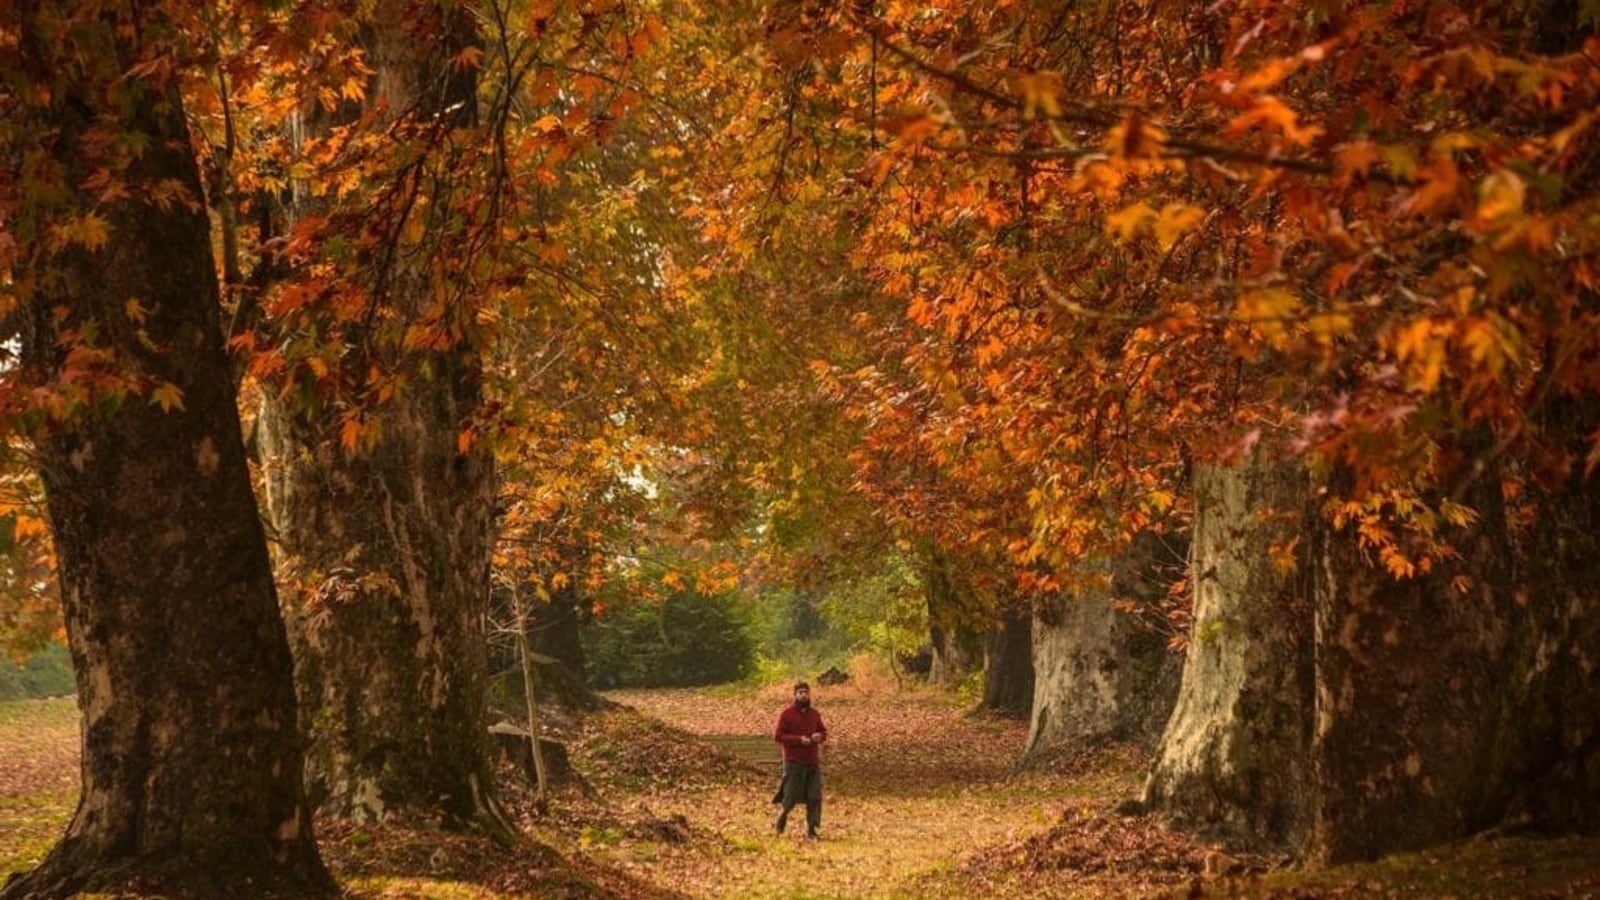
[1440,499,1478,528]
[1236,288,1301,350]
[1307,311,1353,346]
[1105,201,1154,243]
[1461,312,1523,377]
[1476,171,1526,226]
[1270,536,1301,576]
[1153,203,1205,250]
[150,382,185,412]
[1380,145,1420,180]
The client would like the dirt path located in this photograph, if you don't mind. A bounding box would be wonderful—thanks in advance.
[588,686,1143,899]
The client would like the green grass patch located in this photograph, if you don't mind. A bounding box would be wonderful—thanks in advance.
[0,695,78,728]
[0,791,74,880]
[0,696,79,880]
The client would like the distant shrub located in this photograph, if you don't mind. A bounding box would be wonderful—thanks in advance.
[582,591,755,688]
[0,642,75,701]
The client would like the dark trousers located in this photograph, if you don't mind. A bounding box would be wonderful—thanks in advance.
[775,760,823,833]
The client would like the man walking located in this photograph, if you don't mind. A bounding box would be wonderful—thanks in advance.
[773,681,827,840]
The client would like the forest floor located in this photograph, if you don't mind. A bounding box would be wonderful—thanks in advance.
[3,685,1600,898]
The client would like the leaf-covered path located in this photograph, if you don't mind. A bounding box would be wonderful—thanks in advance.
[7,690,1599,898]
[581,684,1151,899]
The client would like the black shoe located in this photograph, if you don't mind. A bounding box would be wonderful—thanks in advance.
[774,820,786,836]
[805,830,820,841]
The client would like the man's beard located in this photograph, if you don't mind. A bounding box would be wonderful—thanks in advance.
[795,698,810,709]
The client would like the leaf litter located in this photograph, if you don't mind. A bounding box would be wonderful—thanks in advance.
[5,691,1600,898]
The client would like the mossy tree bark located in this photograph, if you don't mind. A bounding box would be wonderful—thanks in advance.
[259,5,510,835]
[1146,447,1600,862]
[1308,487,1511,861]
[1141,458,1314,852]
[1026,532,1184,757]
[1308,425,1600,862]
[2,4,330,894]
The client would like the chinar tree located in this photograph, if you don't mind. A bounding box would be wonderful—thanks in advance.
[254,1,509,832]
[0,0,330,894]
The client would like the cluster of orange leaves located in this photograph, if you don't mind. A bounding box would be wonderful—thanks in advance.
[673,0,1600,599]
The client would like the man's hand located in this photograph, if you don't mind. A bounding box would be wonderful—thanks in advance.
[810,732,824,744]
[800,736,812,745]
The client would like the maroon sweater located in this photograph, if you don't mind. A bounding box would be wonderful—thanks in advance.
[774,704,828,765]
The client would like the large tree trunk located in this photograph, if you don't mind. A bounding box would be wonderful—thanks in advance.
[528,580,588,674]
[924,553,980,686]
[1498,455,1600,834]
[978,601,1034,717]
[260,5,509,834]
[488,578,604,715]
[1141,458,1315,852]
[1025,532,1184,757]
[262,378,505,829]
[1146,450,1600,862]
[3,5,329,894]
[1309,433,1600,862]
[1308,495,1510,862]
[525,578,606,711]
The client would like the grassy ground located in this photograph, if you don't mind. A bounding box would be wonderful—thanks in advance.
[3,688,1599,898]
[0,697,78,880]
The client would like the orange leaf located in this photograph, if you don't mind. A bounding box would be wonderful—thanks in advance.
[1153,203,1205,250]
[13,514,49,541]
[341,417,362,452]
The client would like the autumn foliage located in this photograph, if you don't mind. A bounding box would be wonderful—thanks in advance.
[3,0,1600,889]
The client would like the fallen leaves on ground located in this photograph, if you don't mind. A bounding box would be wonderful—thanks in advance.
[5,691,1600,898]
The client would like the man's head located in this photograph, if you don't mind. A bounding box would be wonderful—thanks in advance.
[793,681,811,709]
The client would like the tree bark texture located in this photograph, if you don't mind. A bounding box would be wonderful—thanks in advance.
[1498,456,1600,835]
[979,601,1035,718]
[3,5,329,894]
[1308,490,1512,861]
[528,580,588,674]
[259,6,508,833]
[924,553,980,686]
[1025,532,1184,757]
[1141,459,1315,853]
[1146,450,1600,862]
[262,376,504,828]
[1309,432,1600,862]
